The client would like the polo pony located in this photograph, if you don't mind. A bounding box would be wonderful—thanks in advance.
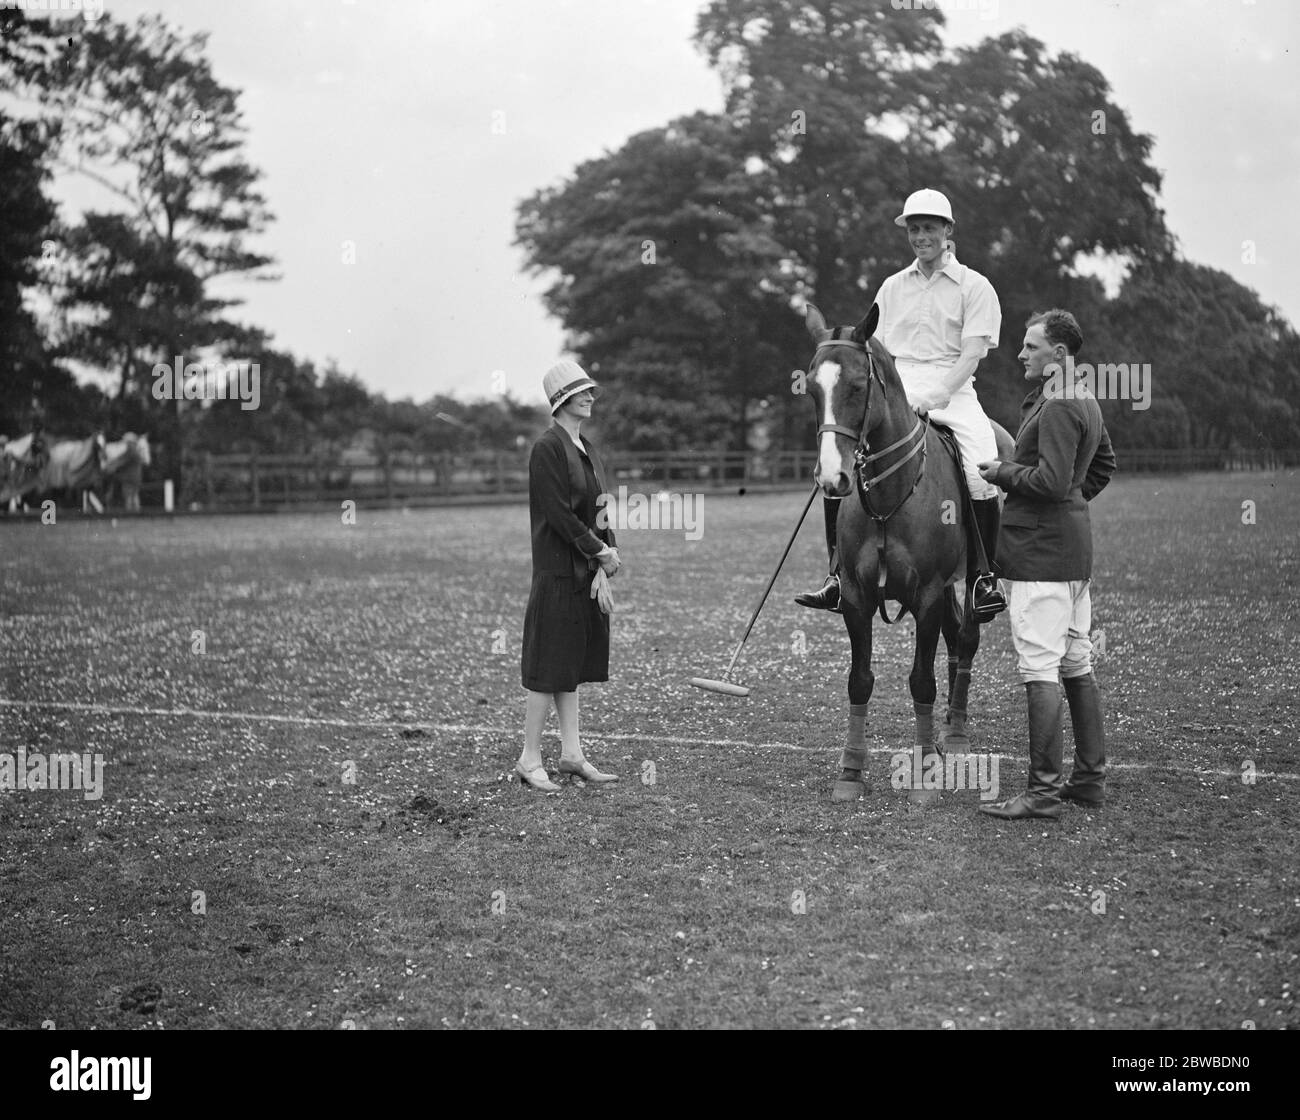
[803,302,1013,803]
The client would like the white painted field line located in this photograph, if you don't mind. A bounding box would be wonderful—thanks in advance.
[0,699,792,751]
[1,699,1296,781]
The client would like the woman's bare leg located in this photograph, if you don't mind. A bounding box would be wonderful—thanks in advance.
[518,689,553,770]
[554,689,582,763]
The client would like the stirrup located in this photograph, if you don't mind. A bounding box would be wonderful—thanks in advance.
[970,572,1005,624]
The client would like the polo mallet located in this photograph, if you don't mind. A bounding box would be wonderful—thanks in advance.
[690,482,821,697]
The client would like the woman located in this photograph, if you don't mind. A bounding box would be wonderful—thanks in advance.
[516,360,621,791]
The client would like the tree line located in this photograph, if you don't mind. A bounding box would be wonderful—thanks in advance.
[0,10,544,484]
[3,4,1296,483]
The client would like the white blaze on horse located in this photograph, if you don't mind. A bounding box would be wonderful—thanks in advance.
[102,432,152,510]
[803,302,1014,804]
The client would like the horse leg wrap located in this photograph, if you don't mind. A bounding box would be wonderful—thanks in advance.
[914,702,934,749]
[948,662,972,715]
[944,706,970,751]
[833,704,870,802]
[908,703,945,808]
[839,704,869,773]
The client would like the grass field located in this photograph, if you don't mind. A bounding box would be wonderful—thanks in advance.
[1,471,1297,1030]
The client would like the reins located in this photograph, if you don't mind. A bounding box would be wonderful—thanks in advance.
[812,336,929,624]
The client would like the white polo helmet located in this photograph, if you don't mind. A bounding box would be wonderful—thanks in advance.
[895,188,954,227]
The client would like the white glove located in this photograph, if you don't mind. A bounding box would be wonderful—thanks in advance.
[590,568,614,614]
[596,545,621,577]
[911,389,949,415]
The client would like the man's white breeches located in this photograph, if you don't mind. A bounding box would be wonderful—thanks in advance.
[895,359,998,500]
[1005,579,1094,683]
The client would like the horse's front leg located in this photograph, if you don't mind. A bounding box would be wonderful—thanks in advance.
[906,589,947,806]
[941,591,981,751]
[832,595,875,802]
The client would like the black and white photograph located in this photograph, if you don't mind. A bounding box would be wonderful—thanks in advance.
[1,0,1296,1064]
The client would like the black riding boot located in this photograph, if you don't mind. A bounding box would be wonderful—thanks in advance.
[795,496,842,612]
[979,682,1064,820]
[971,497,1001,570]
[968,497,1005,619]
[1061,673,1106,805]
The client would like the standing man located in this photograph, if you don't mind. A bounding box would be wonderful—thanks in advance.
[976,309,1116,820]
[796,188,1004,615]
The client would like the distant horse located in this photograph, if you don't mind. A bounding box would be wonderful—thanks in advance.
[0,433,47,507]
[102,432,151,510]
[44,432,106,497]
[4,433,107,511]
[803,302,1014,804]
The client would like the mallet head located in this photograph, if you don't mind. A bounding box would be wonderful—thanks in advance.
[689,677,752,698]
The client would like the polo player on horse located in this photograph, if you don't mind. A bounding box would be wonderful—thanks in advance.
[797,189,1004,619]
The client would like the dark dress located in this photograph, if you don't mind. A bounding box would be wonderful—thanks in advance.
[520,425,615,692]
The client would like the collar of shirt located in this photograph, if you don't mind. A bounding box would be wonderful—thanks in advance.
[905,251,965,285]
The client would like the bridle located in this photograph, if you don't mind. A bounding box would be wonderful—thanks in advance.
[811,334,929,623]
[811,337,928,522]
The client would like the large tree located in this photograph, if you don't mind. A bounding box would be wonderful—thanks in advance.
[519,3,1205,451]
[518,112,796,450]
[8,13,275,476]
[908,29,1174,426]
[1105,260,1300,451]
[694,0,948,316]
[0,13,68,434]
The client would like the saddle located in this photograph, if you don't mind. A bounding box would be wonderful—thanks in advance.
[930,423,1006,625]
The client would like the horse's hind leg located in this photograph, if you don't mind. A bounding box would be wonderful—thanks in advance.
[908,593,946,806]
[832,599,874,802]
[941,589,980,751]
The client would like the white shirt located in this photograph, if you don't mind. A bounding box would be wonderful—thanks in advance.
[872,252,1001,365]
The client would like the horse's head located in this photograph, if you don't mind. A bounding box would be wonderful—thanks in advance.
[803,302,900,498]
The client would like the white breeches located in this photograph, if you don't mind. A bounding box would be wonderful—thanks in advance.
[895,359,998,501]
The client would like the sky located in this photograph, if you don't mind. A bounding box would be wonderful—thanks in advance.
[39,0,1300,413]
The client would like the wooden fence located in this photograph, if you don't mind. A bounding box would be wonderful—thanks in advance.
[156,446,1300,510]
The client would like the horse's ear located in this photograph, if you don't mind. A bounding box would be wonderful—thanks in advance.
[804,301,828,340]
[853,304,880,344]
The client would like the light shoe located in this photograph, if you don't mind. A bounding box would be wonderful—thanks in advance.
[515,761,560,792]
[558,757,619,784]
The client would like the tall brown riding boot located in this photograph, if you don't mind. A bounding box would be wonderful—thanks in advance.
[980,681,1064,820]
[795,497,842,612]
[1061,673,1106,805]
